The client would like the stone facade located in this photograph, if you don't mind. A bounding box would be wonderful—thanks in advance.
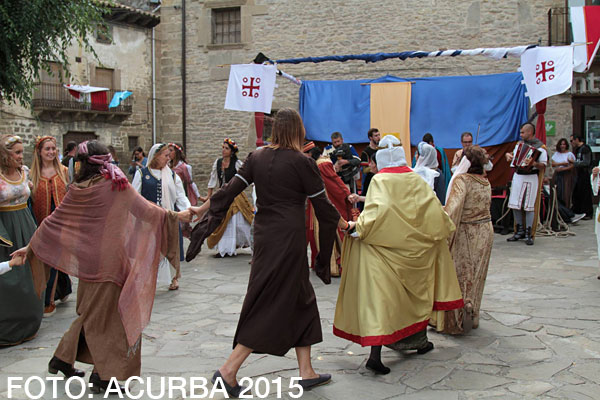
[0,11,157,169]
[157,0,589,189]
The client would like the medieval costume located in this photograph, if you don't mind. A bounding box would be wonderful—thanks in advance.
[437,157,493,334]
[173,160,199,206]
[187,147,340,355]
[572,142,594,218]
[413,142,442,194]
[26,151,180,385]
[551,150,575,209]
[334,135,463,374]
[507,137,547,245]
[132,143,189,288]
[0,165,44,346]
[306,154,352,277]
[591,165,600,278]
[31,162,72,312]
[206,152,253,257]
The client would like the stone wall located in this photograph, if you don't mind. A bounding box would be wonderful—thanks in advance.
[158,0,573,189]
[0,22,155,169]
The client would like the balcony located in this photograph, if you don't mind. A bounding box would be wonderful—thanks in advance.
[32,82,133,120]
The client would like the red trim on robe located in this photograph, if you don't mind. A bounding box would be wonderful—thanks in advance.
[333,320,429,346]
[378,166,413,174]
[433,298,465,311]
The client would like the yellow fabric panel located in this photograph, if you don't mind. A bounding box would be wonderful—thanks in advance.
[370,82,412,160]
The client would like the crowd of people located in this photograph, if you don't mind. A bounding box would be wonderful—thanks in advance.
[0,112,598,396]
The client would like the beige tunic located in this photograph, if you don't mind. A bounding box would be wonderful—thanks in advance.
[440,174,493,334]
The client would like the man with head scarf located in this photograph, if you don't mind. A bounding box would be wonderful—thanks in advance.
[333,135,464,375]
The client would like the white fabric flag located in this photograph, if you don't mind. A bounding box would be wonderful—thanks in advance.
[520,46,573,107]
[224,64,277,113]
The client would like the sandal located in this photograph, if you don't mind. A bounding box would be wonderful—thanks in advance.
[168,279,179,291]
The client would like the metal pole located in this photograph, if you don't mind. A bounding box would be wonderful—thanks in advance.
[181,0,187,149]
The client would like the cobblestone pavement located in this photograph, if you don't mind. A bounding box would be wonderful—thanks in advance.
[1,221,599,399]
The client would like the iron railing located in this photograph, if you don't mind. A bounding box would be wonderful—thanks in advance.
[32,82,133,114]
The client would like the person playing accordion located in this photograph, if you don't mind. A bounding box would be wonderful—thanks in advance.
[505,122,547,245]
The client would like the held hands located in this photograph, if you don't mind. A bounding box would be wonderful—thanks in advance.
[347,193,360,204]
[9,246,28,266]
[177,209,193,223]
[188,203,209,222]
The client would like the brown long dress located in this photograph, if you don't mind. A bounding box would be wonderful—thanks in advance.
[187,147,340,356]
[440,173,493,334]
[28,177,180,380]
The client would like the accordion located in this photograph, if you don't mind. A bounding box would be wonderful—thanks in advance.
[510,142,541,172]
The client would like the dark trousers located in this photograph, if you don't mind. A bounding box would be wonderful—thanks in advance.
[572,169,593,217]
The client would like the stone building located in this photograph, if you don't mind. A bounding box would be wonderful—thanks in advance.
[156,0,600,189]
[0,2,160,167]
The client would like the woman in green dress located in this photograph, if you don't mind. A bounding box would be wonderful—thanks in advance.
[0,134,44,346]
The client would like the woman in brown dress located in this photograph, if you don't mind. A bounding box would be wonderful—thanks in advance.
[187,109,343,397]
[437,146,493,334]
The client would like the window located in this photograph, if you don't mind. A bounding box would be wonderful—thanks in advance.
[128,136,139,152]
[40,62,63,83]
[96,24,113,45]
[94,68,114,89]
[212,7,241,44]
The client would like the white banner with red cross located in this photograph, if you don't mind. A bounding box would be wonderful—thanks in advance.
[225,64,277,113]
[520,46,573,107]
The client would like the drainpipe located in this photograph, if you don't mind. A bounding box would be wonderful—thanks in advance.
[152,4,161,145]
[181,0,187,149]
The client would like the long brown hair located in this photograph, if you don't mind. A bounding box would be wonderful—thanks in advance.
[30,136,68,193]
[266,108,305,152]
[464,145,487,175]
[0,134,23,173]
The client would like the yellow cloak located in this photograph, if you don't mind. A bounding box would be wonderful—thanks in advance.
[333,167,464,346]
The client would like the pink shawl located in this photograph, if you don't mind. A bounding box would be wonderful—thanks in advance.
[28,178,180,346]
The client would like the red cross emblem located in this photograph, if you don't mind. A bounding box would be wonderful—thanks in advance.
[535,61,555,84]
[242,77,261,98]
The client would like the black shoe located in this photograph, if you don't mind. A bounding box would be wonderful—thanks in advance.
[366,358,390,375]
[416,341,435,354]
[507,224,525,241]
[299,373,332,389]
[211,370,247,398]
[525,226,534,245]
[48,356,84,378]
[89,373,124,394]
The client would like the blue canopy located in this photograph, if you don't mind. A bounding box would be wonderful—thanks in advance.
[299,72,529,148]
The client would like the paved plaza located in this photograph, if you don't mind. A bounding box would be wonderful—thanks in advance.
[1,220,599,399]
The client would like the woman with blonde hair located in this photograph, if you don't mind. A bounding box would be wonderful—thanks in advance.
[30,136,71,314]
[132,143,191,290]
[0,134,44,345]
[187,108,344,396]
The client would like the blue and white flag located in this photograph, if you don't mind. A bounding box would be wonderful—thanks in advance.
[109,91,132,108]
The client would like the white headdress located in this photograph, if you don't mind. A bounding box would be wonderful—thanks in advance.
[413,142,440,189]
[376,135,407,169]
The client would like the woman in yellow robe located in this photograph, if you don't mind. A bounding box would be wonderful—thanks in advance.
[334,135,464,375]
